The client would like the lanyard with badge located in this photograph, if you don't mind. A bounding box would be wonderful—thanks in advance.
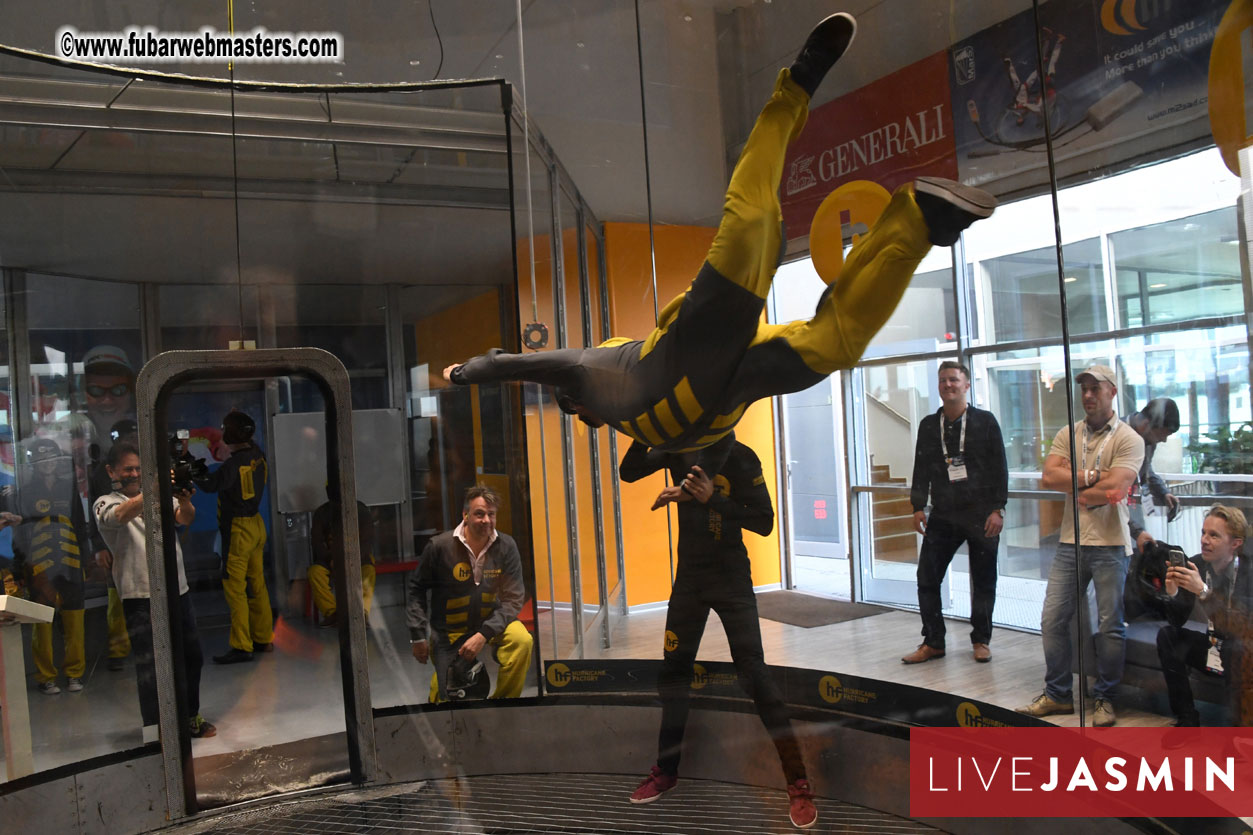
[941,410,968,482]
[1204,557,1238,675]
[1080,417,1117,505]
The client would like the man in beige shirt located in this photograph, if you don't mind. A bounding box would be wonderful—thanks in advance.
[1018,364,1144,727]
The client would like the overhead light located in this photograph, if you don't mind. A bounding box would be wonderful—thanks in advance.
[1063,276,1077,283]
[1149,283,1166,289]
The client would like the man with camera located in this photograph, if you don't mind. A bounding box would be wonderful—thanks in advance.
[902,360,1008,665]
[1018,364,1144,727]
[406,485,532,702]
[93,441,216,740]
[1156,504,1251,727]
[194,410,273,664]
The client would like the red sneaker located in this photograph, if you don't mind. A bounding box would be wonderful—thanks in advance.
[629,766,677,804]
[788,779,818,829]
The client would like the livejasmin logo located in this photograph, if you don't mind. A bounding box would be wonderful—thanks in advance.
[909,728,1253,818]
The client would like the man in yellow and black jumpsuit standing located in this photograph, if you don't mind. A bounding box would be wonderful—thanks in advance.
[5,438,89,695]
[406,484,532,702]
[444,12,996,471]
[195,410,273,664]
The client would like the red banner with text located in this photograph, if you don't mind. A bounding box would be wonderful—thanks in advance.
[780,50,958,240]
[911,727,1253,818]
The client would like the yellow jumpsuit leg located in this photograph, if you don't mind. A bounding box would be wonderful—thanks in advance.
[490,620,534,699]
[31,620,58,683]
[361,564,376,616]
[704,68,809,301]
[223,515,272,651]
[308,563,336,618]
[782,183,933,375]
[107,587,130,658]
[61,608,86,679]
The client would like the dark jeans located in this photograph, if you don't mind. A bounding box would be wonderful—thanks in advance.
[123,594,204,727]
[656,563,803,783]
[916,513,999,649]
[1156,624,1232,725]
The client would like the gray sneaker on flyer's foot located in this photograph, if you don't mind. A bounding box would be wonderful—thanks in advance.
[788,13,858,98]
[1015,692,1074,717]
[1092,698,1117,727]
[914,177,998,246]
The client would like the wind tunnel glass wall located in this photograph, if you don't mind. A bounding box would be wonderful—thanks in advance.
[730,0,1253,733]
[0,50,545,783]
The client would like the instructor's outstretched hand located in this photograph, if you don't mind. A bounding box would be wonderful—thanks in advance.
[443,364,461,382]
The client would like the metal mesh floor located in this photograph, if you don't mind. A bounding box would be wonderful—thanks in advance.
[187,774,944,834]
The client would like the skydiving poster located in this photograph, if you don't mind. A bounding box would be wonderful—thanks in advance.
[949,0,1228,189]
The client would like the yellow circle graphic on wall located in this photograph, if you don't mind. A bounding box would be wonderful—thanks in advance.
[818,675,843,704]
[808,179,892,285]
[1208,0,1253,176]
[453,562,472,582]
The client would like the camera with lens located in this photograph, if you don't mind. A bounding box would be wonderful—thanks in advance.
[1131,539,1188,611]
[169,429,209,493]
[444,655,490,702]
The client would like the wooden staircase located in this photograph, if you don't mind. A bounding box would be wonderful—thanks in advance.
[871,463,918,564]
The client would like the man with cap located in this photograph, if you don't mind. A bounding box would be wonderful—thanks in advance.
[1125,398,1182,554]
[195,410,273,664]
[82,345,138,673]
[83,343,139,672]
[1018,364,1144,727]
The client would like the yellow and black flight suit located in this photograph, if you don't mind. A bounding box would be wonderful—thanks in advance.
[197,444,272,653]
[7,462,89,686]
[405,529,532,702]
[450,68,933,455]
[619,438,805,785]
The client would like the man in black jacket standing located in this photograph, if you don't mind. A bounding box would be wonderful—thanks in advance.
[903,361,1008,664]
[1157,503,1251,726]
[620,436,817,830]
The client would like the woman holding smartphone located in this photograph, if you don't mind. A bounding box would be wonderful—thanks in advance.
[1156,504,1251,726]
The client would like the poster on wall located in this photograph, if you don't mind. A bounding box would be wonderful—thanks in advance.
[780,50,958,241]
[949,0,1227,192]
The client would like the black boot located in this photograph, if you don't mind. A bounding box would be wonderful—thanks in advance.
[789,13,858,98]
[914,177,998,247]
[212,647,254,664]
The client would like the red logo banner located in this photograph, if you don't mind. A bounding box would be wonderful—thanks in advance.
[780,50,958,240]
[910,727,1253,818]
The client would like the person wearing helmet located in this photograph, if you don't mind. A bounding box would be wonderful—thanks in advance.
[194,409,273,664]
[7,438,90,694]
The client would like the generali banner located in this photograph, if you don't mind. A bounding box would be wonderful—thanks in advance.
[780,50,958,240]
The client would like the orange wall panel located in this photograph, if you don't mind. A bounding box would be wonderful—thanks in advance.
[604,222,782,609]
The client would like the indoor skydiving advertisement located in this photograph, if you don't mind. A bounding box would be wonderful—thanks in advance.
[948,0,1227,190]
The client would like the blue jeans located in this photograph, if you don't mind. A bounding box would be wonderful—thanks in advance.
[1040,543,1129,702]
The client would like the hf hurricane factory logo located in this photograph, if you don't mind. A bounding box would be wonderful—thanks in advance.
[818,674,877,706]
[453,562,472,582]
[956,701,1009,727]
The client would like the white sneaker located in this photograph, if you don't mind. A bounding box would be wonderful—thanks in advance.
[37,680,61,695]
[65,677,84,693]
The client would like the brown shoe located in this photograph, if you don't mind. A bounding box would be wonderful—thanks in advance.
[972,643,991,662]
[901,644,945,664]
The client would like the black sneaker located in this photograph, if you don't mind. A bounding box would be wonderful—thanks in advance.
[212,648,254,664]
[107,656,126,671]
[789,13,858,98]
[253,641,275,653]
[914,177,997,246]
